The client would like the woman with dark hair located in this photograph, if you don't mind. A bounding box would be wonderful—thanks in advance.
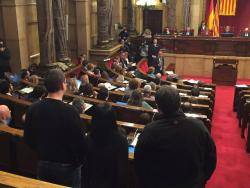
[27,85,47,102]
[78,83,97,98]
[85,103,128,188]
[127,90,153,110]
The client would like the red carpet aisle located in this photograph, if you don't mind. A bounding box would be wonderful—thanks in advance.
[207,86,250,188]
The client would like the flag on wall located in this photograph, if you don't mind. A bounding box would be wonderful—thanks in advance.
[208,0,220,37]
[219,0,237,16]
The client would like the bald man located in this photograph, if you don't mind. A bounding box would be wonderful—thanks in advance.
[0,105,11,125]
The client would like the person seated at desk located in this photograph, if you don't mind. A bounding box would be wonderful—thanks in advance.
[72,97,86,114]
[198,21,208,36]
[142,28,152,39]
[0,105,11,125]
[163,27,171,35]
[191,83,200,97]
[78,83,97,98]
[67,77,79,94]
[182,27,194,36]
[240,27,250,38]
[143,85,155,101]
[27,85,47,103]
[221,25,235,37]
[127,89,153,110]
[0,79,12,95]
[97,85,109,101]
[125,78,141,96]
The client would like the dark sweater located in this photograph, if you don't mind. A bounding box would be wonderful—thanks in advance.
[85,130,128,188]
[135,112,217,188]
[24,98,86,165]
[0,48,11,79]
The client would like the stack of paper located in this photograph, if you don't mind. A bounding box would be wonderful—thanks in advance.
[19,87,34,94]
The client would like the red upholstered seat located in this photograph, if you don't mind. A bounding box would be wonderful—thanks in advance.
[139,60,149,74]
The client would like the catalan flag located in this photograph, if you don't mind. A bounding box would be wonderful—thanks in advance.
[219,0,237,16]
[208,0,220,37]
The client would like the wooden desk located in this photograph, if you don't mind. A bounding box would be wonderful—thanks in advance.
[0,171,65,188]
[146,35,250,57]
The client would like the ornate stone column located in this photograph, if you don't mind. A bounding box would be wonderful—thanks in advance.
[36,0,56,64]
[74,0,91,57]
[167,0,177,29]
[53,0,68,61]
[97,0,112,45]
[37,0,69,64]
[183,0,191,29]
[127,0,136,34]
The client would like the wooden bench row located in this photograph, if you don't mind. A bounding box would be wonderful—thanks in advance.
[0,170,65,188]
[233,85,250,152]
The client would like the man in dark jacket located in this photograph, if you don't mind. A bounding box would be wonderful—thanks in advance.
[135,85,216,188]
[148,39,161,73]
[24,69,86,187]
[0,40,11,79]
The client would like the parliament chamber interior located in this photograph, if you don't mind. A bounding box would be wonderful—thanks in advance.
[0,0,250,187]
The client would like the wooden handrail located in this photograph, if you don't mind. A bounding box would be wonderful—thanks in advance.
[0,171,66,188]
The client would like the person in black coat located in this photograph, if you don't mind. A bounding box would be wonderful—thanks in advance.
[148,39,160,71]
[135,85,217,188]
[119,27,129,41]
[0,40,11,79]
[198,21,207,35]
[85,103,128,188]
[191,83,200,97]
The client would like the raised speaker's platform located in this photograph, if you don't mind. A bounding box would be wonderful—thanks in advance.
[163,53,250,80]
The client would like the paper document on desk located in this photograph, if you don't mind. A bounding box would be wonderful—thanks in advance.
[185,113,207,119]
[104,83,117,91]
[235,84,248,88]
[84,103,93,111]
[198,95,209,98]
[185,79,199,84]
[179,93,187,96]
[166,71,174,75]
[203,87,213,91]
[19,87,34,94]
[130,133,141,147]
[116,87,126,92]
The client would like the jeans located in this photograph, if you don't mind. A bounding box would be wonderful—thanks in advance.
[37,160,82,188]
